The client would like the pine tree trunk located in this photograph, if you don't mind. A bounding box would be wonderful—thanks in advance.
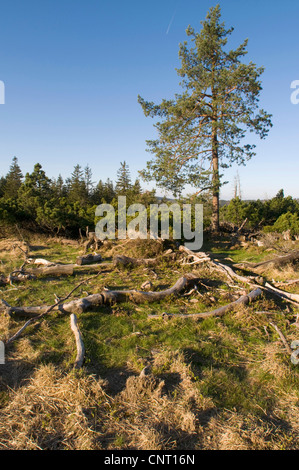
[211,131,220,233]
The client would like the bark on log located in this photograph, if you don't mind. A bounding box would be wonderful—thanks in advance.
[113,254,158,268]
[178,246,299,308]
[5,272,103,344]
[26,264,74,276]
[241,251,299,270]
[101,275,194,304]
[113,250,174,268]
[0,272,36,286]
[1,274,199,317]
[148,288,263,320]
[70,313,85,368]
[178,246,211,264]
[76,253,103,266]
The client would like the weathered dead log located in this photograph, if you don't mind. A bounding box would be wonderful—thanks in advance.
[102,275,195,304]
[113,254,158,268]
[241,251,299,270]
[264,282,299,304]
[28,258,112,272]
[178,246,299,309]
[291,341,299,365]
[76,253,103,266]
[1,293,105,318]
[148,288,263,320]
[70,313,85,368]
[5,272,102,345]
[113,250,174,268]
[178,246,211,264]
[59,238,80,246]
[273,279,299,288]
[26,264,74,276]
[237,218,248,233]
[73,262,112,271]
[2,274,199,319]
[0,272,36,286]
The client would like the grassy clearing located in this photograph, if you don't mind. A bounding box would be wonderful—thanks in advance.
[0,235,298,450]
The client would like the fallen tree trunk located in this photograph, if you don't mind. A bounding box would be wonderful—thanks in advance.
[5,272,103,345]
[113,254,158,268]
[0,273,36,286]
[273,279,299,288]
[1,274,199,318]
[148,288,263,320]
[239,251,299,270]
[178,246,211,264]
[178,245,258,285]
[76,253,102,266]
[264,282,299,304]
[113,250,174,268]
[70,313,85,368]
[26,264,74,276]
[101,275,195,304]
[178,245,299,308]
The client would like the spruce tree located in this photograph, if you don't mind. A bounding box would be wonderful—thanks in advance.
[138,5,272,232]
[3,156,23,199]
[115,161,132,195]
[67,164,88,204]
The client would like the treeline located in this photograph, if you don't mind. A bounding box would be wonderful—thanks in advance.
[220,190,299,236]
[0,157,298,237]
[0,157,156,235]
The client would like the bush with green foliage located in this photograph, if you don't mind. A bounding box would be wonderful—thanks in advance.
[264,212,299,236]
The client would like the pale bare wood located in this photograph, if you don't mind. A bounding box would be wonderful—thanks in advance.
[264,282,299,304]
[148,288,262,320]
[273,279,299,288]
[178,245,299,308]
[2,274,200,319]
[113,254,158,267]
[5,271,102,345]
[27,258,56,266]
[70,314,85,369]
[76,253,103,266]
[239,251,299,270]
[27,264,74,276]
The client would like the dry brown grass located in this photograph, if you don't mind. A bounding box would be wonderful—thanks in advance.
[0,236,298,450]
[0,349,297,450]
[0,365,108,450]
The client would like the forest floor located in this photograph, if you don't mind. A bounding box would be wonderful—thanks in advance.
[0,231,298,450]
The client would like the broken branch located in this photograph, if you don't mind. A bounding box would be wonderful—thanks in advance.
[70,313,85,369]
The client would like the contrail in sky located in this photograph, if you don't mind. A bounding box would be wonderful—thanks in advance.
[166,1,180,35]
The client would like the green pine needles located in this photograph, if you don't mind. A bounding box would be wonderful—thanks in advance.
[138,5,272,232]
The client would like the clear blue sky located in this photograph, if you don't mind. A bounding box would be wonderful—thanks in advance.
[0,0,298,200]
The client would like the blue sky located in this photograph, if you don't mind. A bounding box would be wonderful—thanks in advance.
[0,0,298,200]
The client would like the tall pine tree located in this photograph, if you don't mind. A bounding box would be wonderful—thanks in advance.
[138,5,272,232]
